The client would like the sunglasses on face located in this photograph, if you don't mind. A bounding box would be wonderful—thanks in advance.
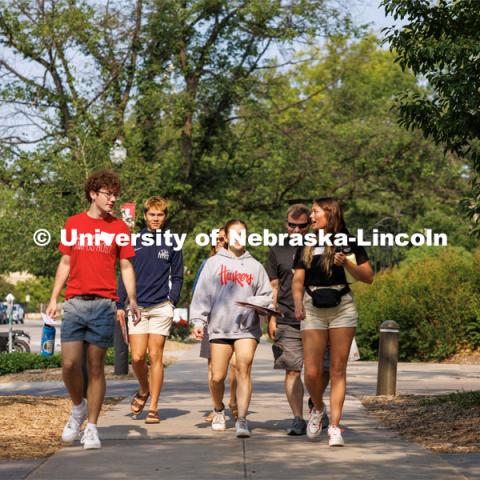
[288,222,309,229]
[216,236,225,243]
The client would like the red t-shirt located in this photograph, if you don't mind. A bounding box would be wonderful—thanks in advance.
[59,212,135,300]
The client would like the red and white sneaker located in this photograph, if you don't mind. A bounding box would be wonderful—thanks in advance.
[328,425,345,447]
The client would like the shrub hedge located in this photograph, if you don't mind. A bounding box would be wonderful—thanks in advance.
[0,352,62,375]
[354,246,480,361]
[1,349,119,376]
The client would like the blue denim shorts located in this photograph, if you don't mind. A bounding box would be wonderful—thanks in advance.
[61,297,116,349]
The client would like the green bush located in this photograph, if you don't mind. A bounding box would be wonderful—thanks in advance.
[0,352,62,375]
[14,276,56,313]
[354,246,480,361]
[0,347,169,376]
[104,348,133,365]
[0,277,16,302]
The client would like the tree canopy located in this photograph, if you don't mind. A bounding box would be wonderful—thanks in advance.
[382,0,480,233]
[0,1,475,297]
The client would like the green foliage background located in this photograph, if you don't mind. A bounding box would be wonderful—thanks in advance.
[355,247,480,361]
[0,1,478,361]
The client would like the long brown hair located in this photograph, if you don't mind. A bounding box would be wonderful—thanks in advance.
[224,219,248,249]
[303,197,346,276]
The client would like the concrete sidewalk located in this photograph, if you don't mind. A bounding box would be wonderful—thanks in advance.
[2,348,479,397]
[23,343,472,480]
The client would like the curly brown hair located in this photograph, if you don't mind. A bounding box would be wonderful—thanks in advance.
[84,170,121,203]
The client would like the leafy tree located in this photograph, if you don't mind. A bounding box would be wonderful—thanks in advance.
[381,0,480,232]
[0,0,348,277]
[0,3,474,291]
[224,34,473,268]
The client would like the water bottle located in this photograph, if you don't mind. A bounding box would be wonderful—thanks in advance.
[40,324,56,356]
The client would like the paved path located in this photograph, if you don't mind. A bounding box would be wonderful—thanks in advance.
[2,347,479,397]
[12,342,476,480]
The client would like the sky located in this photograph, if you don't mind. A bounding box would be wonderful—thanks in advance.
[352,0,401,34]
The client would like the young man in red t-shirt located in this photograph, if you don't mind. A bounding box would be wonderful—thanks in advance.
[46,170,141,450]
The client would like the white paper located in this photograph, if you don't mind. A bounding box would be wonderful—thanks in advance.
[244,296,273,308]
[348,337,361,362]
[41,313,59,326]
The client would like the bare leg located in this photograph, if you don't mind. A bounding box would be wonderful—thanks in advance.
[233,339,258,419]
[285,370,304,417]
[322,370,330,399]
[328,327,355,426]
[210,343,234,409]
[228,353,237,408]
[61,341,85,405]
[86,344,107,424]
[129,334,150,396]
[207,358,213,392]
[302,329,329,411]
[147,334,166,411]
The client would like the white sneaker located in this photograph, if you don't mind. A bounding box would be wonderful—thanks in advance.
[61,403,87,442]
[211,410,226,431]
[235,418,250,438]
[328,425,345,447]
[80,426,102,449]
[306,408,325,440]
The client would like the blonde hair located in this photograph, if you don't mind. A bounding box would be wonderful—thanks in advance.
[303,197,345,276]
[143,196,168,216]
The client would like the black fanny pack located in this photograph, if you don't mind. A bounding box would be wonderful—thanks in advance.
[306,286,350,308]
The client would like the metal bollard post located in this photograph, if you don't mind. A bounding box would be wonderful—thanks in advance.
[114,320,129,375]
[376,320,399,396]
[6,293,15,353]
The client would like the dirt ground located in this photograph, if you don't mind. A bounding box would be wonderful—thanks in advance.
[442,349,480,364]
[0,341,193,459]
[360,392,480,453]
[0,396,122,459]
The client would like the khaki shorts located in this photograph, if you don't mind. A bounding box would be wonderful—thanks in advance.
[301,286,358,331]
[128,302,174,336]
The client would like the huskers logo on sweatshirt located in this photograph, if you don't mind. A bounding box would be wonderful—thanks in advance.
[219,265,253,287]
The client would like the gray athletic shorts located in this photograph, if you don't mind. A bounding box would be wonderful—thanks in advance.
[272,323,330,372]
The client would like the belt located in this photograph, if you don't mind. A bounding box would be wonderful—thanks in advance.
[73,295,106,301]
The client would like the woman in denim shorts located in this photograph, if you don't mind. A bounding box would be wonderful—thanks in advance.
[292,197,374,446]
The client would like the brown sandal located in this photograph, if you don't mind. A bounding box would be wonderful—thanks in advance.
[145,410,161,424]
[131,391,149,416]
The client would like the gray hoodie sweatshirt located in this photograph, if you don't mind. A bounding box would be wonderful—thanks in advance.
[190,249,272,341]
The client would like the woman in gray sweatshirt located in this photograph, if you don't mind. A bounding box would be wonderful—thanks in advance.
[191,219,272,438]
